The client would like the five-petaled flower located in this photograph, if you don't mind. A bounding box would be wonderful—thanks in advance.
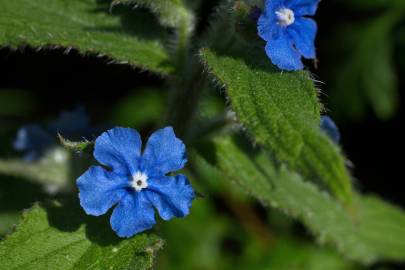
[77,126,195,238]
[257,0,320,71]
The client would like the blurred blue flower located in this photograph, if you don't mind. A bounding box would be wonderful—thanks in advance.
[14,124,55,161]
[14,107,94,161]
[77,127,195,238]
[257,0,320,71]
[320,116,341,144]
[48,106,90,138]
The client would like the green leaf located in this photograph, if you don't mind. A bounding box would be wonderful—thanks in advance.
[201,47,353,205]
[0,148,71,192]
[265,236,359,270]
[193,137,405,264]
[58,134,93,153]
[112,0,194,28]
[0,0,173,75]
[0,200,163,270]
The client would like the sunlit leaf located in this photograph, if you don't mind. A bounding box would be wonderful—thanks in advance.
[0,0,173,74]
[194,137,405,264]
[0,201,163,269]
[112,0,193,28]
[201,47,353,205]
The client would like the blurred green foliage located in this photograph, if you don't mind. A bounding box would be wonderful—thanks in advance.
[0,90,37,118]
[323,2,404,121]
[327,10,402,121]
[111,88,166,129]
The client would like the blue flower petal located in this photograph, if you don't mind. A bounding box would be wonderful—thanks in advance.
[265,30,303,71]
[142,127,187,175]
[257,8,279,41]
[110,192,156,238]
[94,127,142,175]
[288,17,317,59]
[320,116,341,144]
[265,0,284,9]
[286,0,320,16]
[77,166,127,216]
[145,174,195,221]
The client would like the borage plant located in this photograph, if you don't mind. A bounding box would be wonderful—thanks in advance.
[0,0,405,270]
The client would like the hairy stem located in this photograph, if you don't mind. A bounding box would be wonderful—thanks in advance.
[166,63,207,140]
[165,11,207,139]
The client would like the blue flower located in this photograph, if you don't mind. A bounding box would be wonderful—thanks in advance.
[257,0,320,71]
[320,116,341,144]
[14,107,95,161]
[77,127,195,238]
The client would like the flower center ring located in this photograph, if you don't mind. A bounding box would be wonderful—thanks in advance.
[131,171,148,192]
[275,8,295,27]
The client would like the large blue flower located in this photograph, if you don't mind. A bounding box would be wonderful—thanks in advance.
[77,126,195,238]
[257,0,320,71]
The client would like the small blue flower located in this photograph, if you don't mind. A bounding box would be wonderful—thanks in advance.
[77,127,195,238]
[320,116,341,144]
[257,0,320,71]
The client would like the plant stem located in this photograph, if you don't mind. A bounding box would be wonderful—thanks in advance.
[166,63,207,140]
[165,11,207,140]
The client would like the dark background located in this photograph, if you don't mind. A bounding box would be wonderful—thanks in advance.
[1,0,403,208]
[0,1,404,269]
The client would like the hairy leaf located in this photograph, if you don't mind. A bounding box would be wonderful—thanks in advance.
[112,0,194,28]
[58,134,93,153]
[194,137,405,264]
[0,201,163,270]
[0,0,173,74]
[201,47,353,204]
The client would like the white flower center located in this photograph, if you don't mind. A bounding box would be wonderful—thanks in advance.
[131,171,148,192]
[275,8,295,26]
